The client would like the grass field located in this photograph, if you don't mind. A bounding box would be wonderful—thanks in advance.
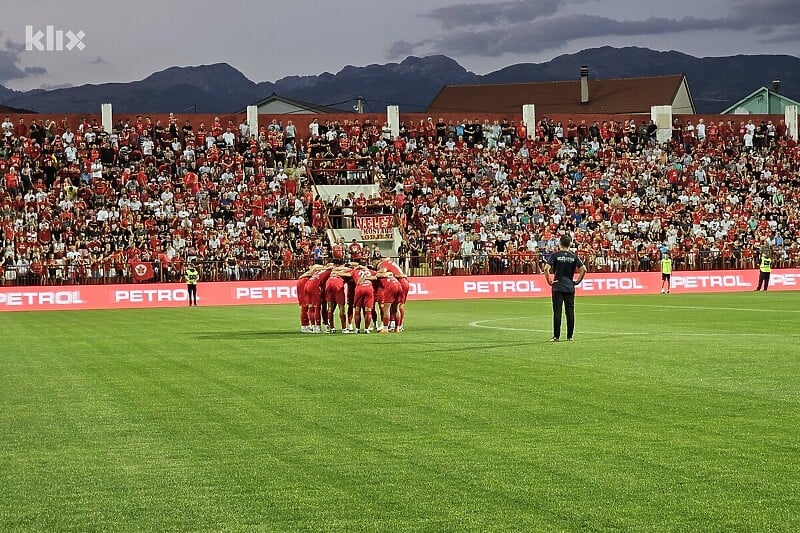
[2,293,800,532]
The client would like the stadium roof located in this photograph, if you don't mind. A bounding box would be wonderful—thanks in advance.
[237,93,346,114]
[427,74,694,115]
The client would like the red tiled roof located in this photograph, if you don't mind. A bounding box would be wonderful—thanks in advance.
[427,75,686,115]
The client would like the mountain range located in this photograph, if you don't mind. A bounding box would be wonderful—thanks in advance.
[1,46,799,114]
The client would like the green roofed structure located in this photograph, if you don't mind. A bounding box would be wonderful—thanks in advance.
[722,81,800,115]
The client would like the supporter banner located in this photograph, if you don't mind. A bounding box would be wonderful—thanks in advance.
[1,269,798,312]
[130,260,155,282]
[356,215,394,240]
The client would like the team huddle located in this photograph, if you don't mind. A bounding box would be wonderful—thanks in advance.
[296,258,409,334]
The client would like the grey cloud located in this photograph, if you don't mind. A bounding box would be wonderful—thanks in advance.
[397,0,800,59]
[0,37,48,83]
[39,82,74,90]
[424,0,570,30]
[89,56,109,65]
[388,40,425,59]
[758,32,800,44]
[727,0,800,29]
[428,14,721,56]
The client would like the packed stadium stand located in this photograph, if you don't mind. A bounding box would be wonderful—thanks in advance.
[1,111,798,286]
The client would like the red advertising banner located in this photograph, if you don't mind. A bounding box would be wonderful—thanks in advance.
[356,215,394,240]
[0,269,798,312]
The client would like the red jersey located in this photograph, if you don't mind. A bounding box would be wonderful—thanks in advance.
[348,242,364,261]
[377,259,405,278]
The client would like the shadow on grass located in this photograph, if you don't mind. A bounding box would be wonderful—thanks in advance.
[196,330,303,339]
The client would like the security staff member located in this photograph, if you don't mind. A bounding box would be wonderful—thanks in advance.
[544,235,587,342]
[660,252,672,294]
[755,246,772,291]
[185,262,200,306]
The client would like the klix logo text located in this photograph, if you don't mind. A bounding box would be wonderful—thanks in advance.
[26,25,86,51]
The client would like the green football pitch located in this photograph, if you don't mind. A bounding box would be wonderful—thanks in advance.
[2,293,799,532]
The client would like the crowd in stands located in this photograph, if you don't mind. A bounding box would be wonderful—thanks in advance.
[1,110,799,286]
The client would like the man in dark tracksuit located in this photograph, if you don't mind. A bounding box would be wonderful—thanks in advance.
[544,235,587,342]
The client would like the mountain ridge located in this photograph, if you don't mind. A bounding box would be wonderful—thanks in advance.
[1,47,798,114]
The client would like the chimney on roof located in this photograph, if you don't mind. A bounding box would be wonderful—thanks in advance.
[772,79,781,94]
[580,65,589,104]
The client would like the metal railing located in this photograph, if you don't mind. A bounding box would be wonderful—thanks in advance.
[1,250,796,287]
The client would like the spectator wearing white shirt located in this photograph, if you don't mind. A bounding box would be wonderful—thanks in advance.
[696,119,706,142]
[91,160,103,180]
[222,128,236,146]
[238,120,249,139]
[64,144,77,162]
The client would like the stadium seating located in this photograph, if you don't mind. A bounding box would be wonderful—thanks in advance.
[1,113,798,286]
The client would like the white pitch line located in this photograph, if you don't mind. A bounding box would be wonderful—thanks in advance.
[468,317,797,337]
[580,302,800,314]
[468,317,647,336]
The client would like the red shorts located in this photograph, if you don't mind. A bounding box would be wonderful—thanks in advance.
[297,278,308,306]
[325,277,346,305]
[353,284,375,309]
[398,277,410,304]
[305,279,323,306]
[380,281,402,305]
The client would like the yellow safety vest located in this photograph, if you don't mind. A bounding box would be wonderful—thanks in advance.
[661,258,672,275]
[759,256,771,273]
[186,269,199,284]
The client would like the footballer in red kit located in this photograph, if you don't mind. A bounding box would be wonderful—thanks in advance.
[344,262,358,332]
[376,258,409,331]
[304,264,333,333]
[324,266,352,333]
[297,264,323,333]
[351,266,377,333]
[376,269,403,333]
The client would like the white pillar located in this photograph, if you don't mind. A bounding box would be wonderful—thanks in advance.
[101,103,112,133]
[786,105,798,141]
[246,105,259,138]
[387,105,400,139]
[651,105,673,144]
[522,104,536,139]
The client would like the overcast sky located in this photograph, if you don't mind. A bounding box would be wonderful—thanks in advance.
[1,0,799,91]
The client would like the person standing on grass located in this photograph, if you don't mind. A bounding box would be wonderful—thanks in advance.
[755,246,772,291]
[185,261,200,306]
[660,252,672,294]
[544,234,587,342]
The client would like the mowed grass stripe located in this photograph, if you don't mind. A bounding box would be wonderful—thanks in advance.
[1,293,799,531]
